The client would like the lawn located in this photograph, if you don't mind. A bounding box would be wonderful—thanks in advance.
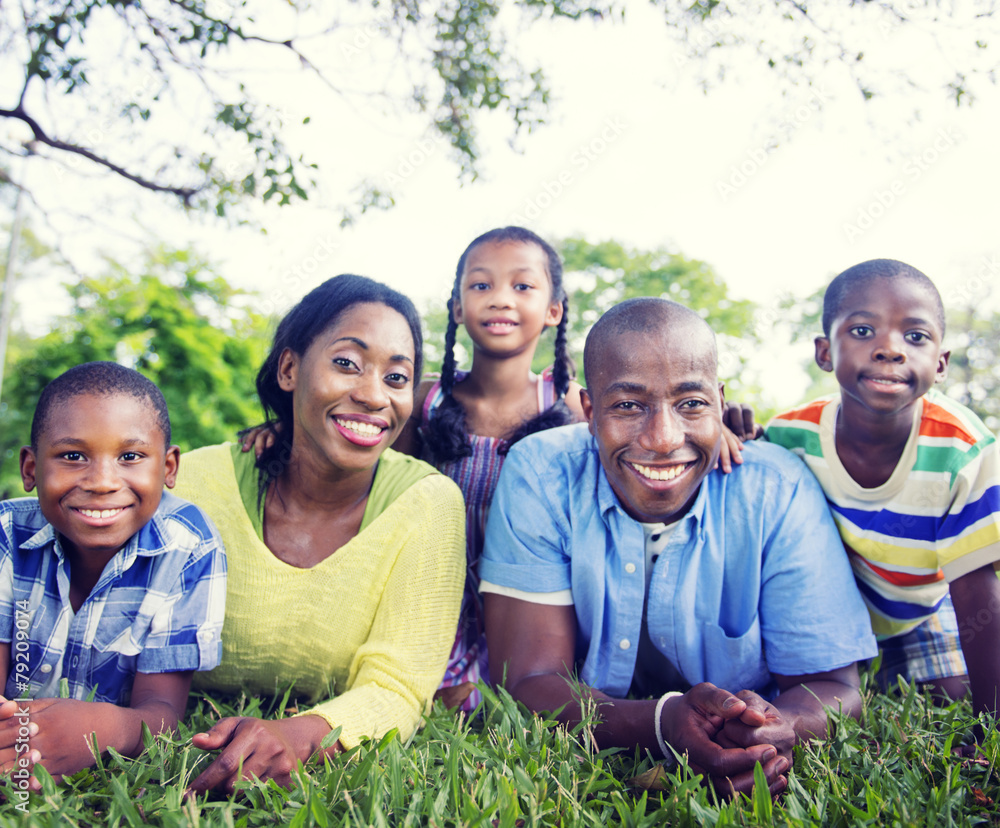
[1,673,998,827]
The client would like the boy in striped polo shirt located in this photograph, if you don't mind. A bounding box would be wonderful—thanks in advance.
[768,259,1000,715]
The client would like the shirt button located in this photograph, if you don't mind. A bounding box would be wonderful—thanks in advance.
[619,638,631,650]
[625,562,636,574]
[40,664,52,674]
[71,657,79,668]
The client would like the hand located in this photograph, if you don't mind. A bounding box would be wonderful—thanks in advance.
[659,683,789,799]
[721,402,763,442]
[187,715,331,795]
[239,422,280,458]
[715,425,745,473]
[0,698,101,789]
[713,689,796,769]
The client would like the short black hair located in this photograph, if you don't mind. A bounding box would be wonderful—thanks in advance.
[31,362,171,448]
[822,259,945,337]
[583,297,716,389]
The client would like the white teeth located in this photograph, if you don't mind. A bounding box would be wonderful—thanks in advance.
[337,419,383,437]
[871,378,903,385]
[630,462,687,481]
[80,508,122,519]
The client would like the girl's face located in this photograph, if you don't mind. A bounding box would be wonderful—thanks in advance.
[454,241,563,358]
[277,302,416,476]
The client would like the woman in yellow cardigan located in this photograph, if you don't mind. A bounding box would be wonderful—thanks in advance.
[174,274,465,794]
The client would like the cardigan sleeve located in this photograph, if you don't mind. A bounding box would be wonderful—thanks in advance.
[298,474,466,748]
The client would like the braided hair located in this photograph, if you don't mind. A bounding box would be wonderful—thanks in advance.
[423,227,577,463]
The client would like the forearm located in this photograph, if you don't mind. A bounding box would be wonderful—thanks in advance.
[508,672,659,753]
[88,699,182,758]
[953,565,1000,716]
[772,679,861,743]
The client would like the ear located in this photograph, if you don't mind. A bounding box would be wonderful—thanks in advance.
[936,349,950,384]
[543,297,564,329]
[19,447,37,493]
[718,382,726,410]
[451,298,464,326]
[163,445,181,489]
[814,336,834,373]
[580,388,595,434]
[276,348,299,392]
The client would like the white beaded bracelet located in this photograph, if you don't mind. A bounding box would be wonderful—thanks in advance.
[654,691,684,762]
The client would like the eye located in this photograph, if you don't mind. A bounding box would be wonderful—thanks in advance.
[333,356,359,371]
[848,325,874,338]
[613,400,641,412]
[60,451,84,462]
[120,451,142,462]
[905,331,930,344]
[514,282,535,292]
[679,399,709,410]
[385,372,411,388]
[467,281,490,292]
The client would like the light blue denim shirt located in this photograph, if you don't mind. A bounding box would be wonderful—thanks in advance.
[481,423,877,699]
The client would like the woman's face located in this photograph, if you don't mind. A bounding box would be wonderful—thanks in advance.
[277,302,417,476]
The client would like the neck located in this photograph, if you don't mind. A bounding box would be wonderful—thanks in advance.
[274,444,378,515]
[836,396,918,450]
[461,346,539,399]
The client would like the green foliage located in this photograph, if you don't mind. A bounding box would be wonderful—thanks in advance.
[943,304,1000,434]
[0,678,997,826]
[1,0,612,216]
[0,245,270,498]
[558,237,759,392]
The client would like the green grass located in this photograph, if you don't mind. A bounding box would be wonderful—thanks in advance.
[2,675,998,827]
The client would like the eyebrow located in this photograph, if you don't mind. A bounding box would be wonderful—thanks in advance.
[332,336,414,365]
[603,379,711,396]
[49,437,153,448]
[844,311,935,326]
[465,265,537,277]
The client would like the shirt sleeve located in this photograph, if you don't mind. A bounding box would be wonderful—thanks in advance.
[299,475,466,749]
[755,453,879,677]
[479,446,573,593]
[939,436,1000,581]
[135,510,227,675]
[0,513,13,645]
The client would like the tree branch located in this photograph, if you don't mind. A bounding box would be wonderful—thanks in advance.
[0,104,201,203]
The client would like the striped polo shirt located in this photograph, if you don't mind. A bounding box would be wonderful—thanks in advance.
[767,389,1000,639]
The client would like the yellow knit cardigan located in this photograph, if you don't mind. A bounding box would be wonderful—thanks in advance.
[173,444,465,748]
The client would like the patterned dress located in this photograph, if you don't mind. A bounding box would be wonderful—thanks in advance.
[421,370,557,710]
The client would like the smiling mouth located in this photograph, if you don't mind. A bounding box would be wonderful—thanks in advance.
[864,376,909,387]
[77,507,126,519]
[629,461,693,481]
[334,418,385,438]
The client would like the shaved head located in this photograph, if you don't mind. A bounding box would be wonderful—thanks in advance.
[584,298,717,389]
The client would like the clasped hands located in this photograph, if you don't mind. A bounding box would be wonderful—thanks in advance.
[659,682,795,799]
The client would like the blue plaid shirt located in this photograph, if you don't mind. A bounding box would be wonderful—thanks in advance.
[0,491,226,704]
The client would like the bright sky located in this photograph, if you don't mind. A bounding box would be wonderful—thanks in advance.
[6,1,1000,408]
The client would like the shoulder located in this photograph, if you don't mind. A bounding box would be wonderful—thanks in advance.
[711,440,824,505]
[505,421,595,472]
[0,498,49,550]
[142,491,224,565]
[920,389,996,449]
[413,376,440,427]
[375,448,462,508]
[180,442,235,469]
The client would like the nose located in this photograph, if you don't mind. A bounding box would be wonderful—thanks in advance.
[872,332,906,363]
[639,406,685,455]
[82,457,122,493]
[352,369,389,410]
[489,285,514,309]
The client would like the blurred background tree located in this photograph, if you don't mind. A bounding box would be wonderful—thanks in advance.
[0,244,270,497]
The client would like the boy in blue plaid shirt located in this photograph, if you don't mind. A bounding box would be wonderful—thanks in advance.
[0,362,226,788]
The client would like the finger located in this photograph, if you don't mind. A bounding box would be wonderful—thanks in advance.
[688,683,748,721]
[740,406,755,438]
[191,717,242,750]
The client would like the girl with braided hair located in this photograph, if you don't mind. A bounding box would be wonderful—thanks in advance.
[395,227,584,711]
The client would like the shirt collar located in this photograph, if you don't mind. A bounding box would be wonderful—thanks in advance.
[17,504,173,563]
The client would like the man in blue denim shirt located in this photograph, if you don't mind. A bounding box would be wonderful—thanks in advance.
[481,298,876,798]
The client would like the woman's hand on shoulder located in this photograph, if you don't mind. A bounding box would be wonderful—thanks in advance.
[187,714,339,795]
[239,422,281,459]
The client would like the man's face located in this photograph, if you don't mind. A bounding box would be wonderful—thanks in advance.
[581,324,723,524]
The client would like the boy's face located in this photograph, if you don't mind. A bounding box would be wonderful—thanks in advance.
[581,323,724,524]
[815,277,949,419]
[19,393,179,562]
